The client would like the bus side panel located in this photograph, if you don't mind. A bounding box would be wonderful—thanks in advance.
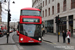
[19,34,41,43]
[19,34,27,43]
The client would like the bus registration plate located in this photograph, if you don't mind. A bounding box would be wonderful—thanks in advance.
[28,41,34,42]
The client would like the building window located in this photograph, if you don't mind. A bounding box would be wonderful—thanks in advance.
[45,0,47,5]
[52,0,54,2]
[57,3,60,13]
[48,8,50,16]
[43,1,44,7]
[43,11,44,17]
[71,0,75,9]
[52,6,54,15]
[63,0,66,11]
[36,0,38,2]
[45,9,47,17]
[49,0,50,4]
[37,0,38,2]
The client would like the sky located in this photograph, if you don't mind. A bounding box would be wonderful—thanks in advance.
[2,0,32,22]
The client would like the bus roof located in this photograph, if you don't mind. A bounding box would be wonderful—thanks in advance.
[21,7,40,11]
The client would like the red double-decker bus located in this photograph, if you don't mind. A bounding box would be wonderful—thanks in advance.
[17,8,42,43]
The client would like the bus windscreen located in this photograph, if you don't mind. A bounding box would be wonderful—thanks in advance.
[23,18,40,22]
[19,24,41,37]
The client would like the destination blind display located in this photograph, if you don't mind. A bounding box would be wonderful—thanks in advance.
[23,18,39,22]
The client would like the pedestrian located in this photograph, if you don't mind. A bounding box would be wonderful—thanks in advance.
[42,28,45,36]
[67,30,71,44]
[62,30,66,43]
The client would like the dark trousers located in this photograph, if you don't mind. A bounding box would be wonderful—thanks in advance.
[42,31,45,36]
[63,37,66,43]
[67,38,70,43]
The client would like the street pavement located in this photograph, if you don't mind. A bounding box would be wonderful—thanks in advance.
[13,33,65,50]
[12,32,75,50]
[42,33,75,49]
[0,31,75,50]
[0,32,19,50]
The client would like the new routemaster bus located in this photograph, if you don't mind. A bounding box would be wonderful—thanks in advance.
[17,8,42,43]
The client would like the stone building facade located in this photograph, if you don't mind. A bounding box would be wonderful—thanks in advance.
[3,22,18,29]
[33,0,75,37]
[0,1,2,24]
[32,0,42,14]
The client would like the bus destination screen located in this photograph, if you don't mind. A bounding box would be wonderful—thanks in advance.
[23,18,39,22]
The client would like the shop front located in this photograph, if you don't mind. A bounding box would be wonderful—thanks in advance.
[59,15,73,36]
[59,17,66,35]
[69,15,73,36]
[45,20,54,33]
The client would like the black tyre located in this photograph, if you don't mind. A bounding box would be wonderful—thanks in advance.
[19,43,22,45]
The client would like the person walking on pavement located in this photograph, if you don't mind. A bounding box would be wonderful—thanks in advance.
[42,28,45,36]
[67,30,71,44]
[62,30,66,43]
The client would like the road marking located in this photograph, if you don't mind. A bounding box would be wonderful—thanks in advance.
[43,41,52,44]
[43,41,56,45]
[53,43,56,44]
[17,44,24,50]
[16,41,19,43]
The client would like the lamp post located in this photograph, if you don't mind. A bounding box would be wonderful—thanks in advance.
[7,0,15,43]
[7,0,10,43]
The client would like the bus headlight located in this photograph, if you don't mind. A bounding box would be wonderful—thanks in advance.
[20,38,23,41]
[39,38,41,41]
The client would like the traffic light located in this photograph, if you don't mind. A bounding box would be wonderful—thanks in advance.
[8,13,11,22]
[4,0,6,2]
[55,15,60,24]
